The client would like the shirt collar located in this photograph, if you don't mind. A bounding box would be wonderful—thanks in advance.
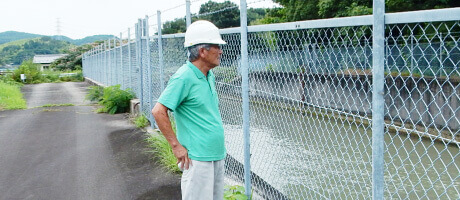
[187,61,212,79]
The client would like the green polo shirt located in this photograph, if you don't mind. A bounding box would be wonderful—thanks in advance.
[158,61,226,161]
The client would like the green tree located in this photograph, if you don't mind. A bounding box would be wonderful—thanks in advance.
[250,7,287,25]
[247,8,267,24]
[198,1,240,28]
[162,18,187,34]
[160,2,267,34]
[269,0,458,22]
[51,43,94,71]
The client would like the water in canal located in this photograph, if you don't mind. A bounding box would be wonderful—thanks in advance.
[220,96,460,199]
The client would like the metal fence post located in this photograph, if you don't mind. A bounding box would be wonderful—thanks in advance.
[240,0,251,197]
[372,0,385,199]
[120,32,124,89]
[186,0,191,27]
[128,28,132,90]
[110,39,113,86]
[100,44,103,84]
[105,41,109,86]
[114,38,117,86]
[96,45,99,82]
[136,20,144,112]
[157,10,165,92]
[144,16,154,124]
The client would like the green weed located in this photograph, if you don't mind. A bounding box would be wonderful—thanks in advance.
[98,85,134,114]
[224,185,249,200]
[86,85,104,102]
[134,114,149,128]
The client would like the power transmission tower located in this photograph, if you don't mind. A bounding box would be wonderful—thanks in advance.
[56,18,62,40]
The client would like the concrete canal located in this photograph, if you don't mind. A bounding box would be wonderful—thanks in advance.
[220,95,459,199]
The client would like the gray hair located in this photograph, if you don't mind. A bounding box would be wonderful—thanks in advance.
[187,44,211,61]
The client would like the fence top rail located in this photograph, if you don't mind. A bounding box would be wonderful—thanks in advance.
[149,33,185,40]
[385,7,460,24]
[158,7,459,38]
[84,7,459,55]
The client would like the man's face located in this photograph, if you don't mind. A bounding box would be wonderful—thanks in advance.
[203,44,223,68]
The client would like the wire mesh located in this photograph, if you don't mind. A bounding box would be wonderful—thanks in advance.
[384,21,460,200]
[82,8,460,200]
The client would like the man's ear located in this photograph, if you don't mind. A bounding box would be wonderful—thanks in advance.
[199,47,207,58]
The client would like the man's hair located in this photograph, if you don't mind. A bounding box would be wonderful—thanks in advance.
[187,44,211,62]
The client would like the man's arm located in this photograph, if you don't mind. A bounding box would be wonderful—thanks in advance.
[152,102,192,170]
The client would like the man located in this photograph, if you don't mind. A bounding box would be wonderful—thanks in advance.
[151,20,227,200]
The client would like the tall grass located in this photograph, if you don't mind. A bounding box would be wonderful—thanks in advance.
[0,81,26,110]
[145,132,181,174]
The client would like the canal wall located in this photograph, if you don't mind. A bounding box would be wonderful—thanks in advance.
[218,72,459,141]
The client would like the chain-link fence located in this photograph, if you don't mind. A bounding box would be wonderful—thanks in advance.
[82,3,459,199]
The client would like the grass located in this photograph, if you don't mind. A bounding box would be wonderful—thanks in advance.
[145,131,182,174]
[0,81,26,110]
[38,103,75,108]
[134,114,149,128]
[41,69,84,83]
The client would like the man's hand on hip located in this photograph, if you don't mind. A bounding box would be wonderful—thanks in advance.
[174,144,192,170]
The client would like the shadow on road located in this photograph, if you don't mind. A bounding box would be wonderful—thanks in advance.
[108,127,181,200]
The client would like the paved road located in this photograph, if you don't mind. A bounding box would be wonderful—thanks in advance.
[0,82,181,200]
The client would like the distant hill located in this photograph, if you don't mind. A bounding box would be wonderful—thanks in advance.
[0,31,113,45]
[0,38,39,51]
[72,35,114,45]
[0,37,74,65]
[0,31,43,45]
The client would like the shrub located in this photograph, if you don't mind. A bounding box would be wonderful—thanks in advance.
[0,74,21,86]
[99,85,134,114]
[86,85,104,102]
[134,114,150,128]
[59,71,84,82]
[42,73,60,82]
[11,60,42,84]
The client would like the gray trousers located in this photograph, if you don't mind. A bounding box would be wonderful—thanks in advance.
[181,159,225,200]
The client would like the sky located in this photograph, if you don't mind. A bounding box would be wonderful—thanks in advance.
[0,0,278,40]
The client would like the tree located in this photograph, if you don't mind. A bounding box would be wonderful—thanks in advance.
[247,8,266,24]
[51,43,93,71]
[160,1,267,34]
[268,0,458,22]
[162,18,187,34]
[198,1,240,28]
[250,7,287,25]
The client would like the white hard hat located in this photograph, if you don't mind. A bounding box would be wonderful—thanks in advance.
[184,20,226,47]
